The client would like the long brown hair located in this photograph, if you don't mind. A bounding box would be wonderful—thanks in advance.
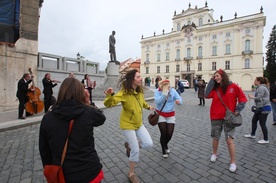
[56,78,86,105]
[119,69,143,94]
[214,69,230,94]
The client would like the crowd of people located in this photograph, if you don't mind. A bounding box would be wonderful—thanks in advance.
[16,68,276,182]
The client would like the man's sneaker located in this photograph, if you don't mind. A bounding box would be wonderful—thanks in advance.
[124,142,131,157]
[162,154,168,158]
[166,148,170,154]
[258,140,269,144]
[229,163,237,173]
[244,134,256,139]
[210,154,217,162]
[273,122,276,125]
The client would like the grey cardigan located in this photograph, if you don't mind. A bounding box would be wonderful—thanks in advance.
[254,84,271,114]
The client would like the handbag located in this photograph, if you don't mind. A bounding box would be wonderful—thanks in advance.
[216,90,243,127]
[251,105,263,113]
[43,119,74,183]
[148,98,167,126]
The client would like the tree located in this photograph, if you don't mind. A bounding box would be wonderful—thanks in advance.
[265,25,276,84]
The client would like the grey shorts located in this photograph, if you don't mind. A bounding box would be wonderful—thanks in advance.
[211,120,235,141]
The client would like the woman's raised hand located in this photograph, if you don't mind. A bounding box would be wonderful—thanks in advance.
[104,87,114,95]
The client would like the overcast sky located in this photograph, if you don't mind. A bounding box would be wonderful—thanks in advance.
[38,0,275,70]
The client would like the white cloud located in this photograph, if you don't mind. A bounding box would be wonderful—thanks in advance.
[38,0,275,70]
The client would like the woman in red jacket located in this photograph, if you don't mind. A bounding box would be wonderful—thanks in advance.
[205,69,247,173]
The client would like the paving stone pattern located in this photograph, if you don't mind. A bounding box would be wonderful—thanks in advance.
[0,89,276,183]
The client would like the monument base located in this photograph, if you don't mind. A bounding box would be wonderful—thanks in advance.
[107,61,120,76]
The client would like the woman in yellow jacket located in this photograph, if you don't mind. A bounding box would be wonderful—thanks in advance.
[104,69,154,183]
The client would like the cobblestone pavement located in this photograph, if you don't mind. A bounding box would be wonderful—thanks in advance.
[0,89,276,183]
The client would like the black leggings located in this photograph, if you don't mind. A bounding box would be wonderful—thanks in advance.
[158,122,175,154]
[251,113,269,140]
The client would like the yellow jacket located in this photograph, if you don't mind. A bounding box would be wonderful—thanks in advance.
[104,89,150,130]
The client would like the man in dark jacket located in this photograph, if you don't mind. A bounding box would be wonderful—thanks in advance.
[42,73,58,113]
[16,73,35,119]
[270,80,276,125]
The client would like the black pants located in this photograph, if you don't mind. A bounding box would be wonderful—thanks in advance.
[18,97,26,118]
[199,98,205,105]
[44,93,52,113]
[158,122,175,154]
[251,113,269,141]
[86,88,93,104]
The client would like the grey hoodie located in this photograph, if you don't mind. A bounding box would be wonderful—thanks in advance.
[254,84,271,114]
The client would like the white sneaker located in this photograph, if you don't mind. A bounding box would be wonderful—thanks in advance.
[244,134,256,139]
[229,163,237,173]
[162,154,168,158]
[166,148,170,154]
[210,154,217,162]
[258,140,269,144]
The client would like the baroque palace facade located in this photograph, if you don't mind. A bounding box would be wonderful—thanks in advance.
[140,3,266,91]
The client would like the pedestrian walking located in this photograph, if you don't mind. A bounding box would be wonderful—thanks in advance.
[205,69,247,173]
[103,69,154,183]
[245,76,271,143]
[154,79,182,158]
[155,76,162,89]
[39,78,106,183]
[197,79,206,106]
[270,79,276,125]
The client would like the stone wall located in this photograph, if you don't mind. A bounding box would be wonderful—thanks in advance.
[0,0,40,112]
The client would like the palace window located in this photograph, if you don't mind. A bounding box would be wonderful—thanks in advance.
[245,40,250,51]
[176,64,180,72]
[245,59,250,68]
[157,66,160,73]
[166,65,169,73]
[187,48,191,57]
[177,23,181,31]
[146,54,149,62]
[198,63,202,71]
[187,63,190,72]
[198,18,203,27]
[225,44,231,54]
[166,52,170,61]
[212,46,217,56]
[146,67,149,74]
[157,53,161,62]
[176,49,180,60]
[212,62,216,70]
[225,61,230,70]
[226,32,230,37]
[198,46,203,57]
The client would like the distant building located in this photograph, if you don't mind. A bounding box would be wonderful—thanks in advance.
[140,2,266,90]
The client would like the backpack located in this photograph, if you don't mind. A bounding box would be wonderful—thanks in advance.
[178,81,185,93]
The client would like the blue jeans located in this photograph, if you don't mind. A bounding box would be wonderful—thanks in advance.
[271,102,276,122]
[123,124,153,162]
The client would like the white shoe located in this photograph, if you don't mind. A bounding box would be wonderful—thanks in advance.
[210,154,217,162]
[258,140,269,144]
[244,134,256,139]
[166,148,170,154]
[229,163,237,173]
[162,154,168,158]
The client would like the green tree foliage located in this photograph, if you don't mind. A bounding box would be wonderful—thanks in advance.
[265,25,276,84]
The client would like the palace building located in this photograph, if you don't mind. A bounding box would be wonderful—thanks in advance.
[140,2,266,90]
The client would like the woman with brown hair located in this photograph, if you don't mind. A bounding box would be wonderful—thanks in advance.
[104,69,154,183]
[39,78,106,183]
[245,76,271,144]
[205,69,247,173]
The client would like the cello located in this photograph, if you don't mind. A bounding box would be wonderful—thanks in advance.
[25,68,44,114]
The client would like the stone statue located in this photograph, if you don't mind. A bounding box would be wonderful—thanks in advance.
[109,30,117,62]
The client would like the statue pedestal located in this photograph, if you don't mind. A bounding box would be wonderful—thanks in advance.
[107,61,119,76]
